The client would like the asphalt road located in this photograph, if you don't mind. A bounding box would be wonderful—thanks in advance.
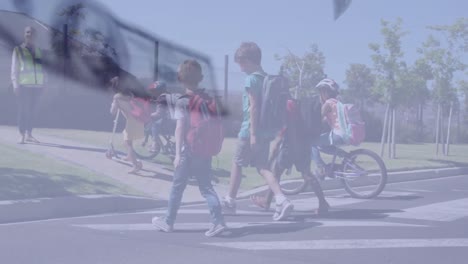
[1,175,468,264]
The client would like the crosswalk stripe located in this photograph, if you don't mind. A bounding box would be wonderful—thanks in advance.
[393,188,434,193]
[205,238,468,250]
[389,198,468,222]
[377,191,421,196]
[252,190,417,211]
[75,220,425,231]
[452,189,468,192]
[148,209,271,216]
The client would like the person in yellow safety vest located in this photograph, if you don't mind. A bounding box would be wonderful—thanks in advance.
[11,26,47,144]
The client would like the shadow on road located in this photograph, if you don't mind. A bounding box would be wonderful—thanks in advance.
[372,195,423,201]
[291,208,403,222]
[33,141,110,154]
[428,159,468,168]
[221,222,317,238]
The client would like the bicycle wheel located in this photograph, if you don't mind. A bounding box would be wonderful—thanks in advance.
[271,156,308,195]
[280,174,308,195]
[133,134,161,160]
[339,149,387,199]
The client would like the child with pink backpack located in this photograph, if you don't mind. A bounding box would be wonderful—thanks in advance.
[109,76,146,173]
[312,79,365,179]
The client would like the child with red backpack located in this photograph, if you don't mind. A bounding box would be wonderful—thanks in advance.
[109,76,146,173]
[152,60,227,237]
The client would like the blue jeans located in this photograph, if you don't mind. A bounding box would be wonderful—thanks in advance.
[311,132,344,167]
[166,149,224,226]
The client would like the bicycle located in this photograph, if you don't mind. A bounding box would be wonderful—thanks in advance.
[273,145,388,199]
[133,121,176,160]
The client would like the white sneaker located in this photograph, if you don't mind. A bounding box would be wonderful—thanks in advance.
[272,200,294,221]
[151,216,173,232]
[205,223,227,237]
[221,197,237,215]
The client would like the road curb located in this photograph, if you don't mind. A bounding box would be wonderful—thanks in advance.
[237,167,468,198]
[0,195,166,224]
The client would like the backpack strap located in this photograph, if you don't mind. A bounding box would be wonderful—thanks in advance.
[334,100,348,144]
[166,93,180,119]
[251,71,268,91]
[252,71,267,78]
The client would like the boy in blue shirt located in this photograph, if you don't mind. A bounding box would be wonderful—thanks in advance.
[222,42,293,221]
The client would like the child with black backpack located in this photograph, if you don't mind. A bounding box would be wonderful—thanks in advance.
[152,60,227,237]
[251,96,330,214]
[222,42,293,221]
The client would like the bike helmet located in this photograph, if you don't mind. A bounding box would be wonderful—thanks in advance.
[147,81,167,93]
[315,78,339,97]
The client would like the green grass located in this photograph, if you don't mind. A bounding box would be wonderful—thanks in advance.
[33,127,468,191]
[39,128,174,166]
[0,141,142,200]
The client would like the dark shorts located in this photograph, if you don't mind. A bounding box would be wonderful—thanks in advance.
[234,138,270,169]
[276,137,311,174]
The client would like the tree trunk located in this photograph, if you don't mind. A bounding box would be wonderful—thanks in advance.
[435,103,441,155]
[63,24,69,94]
[446,102,453,156]
[440,110,446,155]
[391,108,397,159]
[294,68,303,99]
[418,104,424,142]
[456,107,460,144]
[388,107,393,159]
[380,103,390,157]
[224,55,229,106]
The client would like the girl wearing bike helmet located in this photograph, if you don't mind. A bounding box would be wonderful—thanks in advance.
[313,78,346,179]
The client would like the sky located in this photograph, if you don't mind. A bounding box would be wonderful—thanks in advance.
[0,0,465,90]
[96,0,467,90]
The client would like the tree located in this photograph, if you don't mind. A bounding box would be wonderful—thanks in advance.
[459,79,468,123]
[50,3,120,86]
[411,58,433,138]
[52,3,117,58]
[454,79,468,143]
[343,63,376,111]
[396,60,431,141]
[52,3,86,56]
[369,18,407,159]
[275,44,327,98]
[420,18,467,155]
